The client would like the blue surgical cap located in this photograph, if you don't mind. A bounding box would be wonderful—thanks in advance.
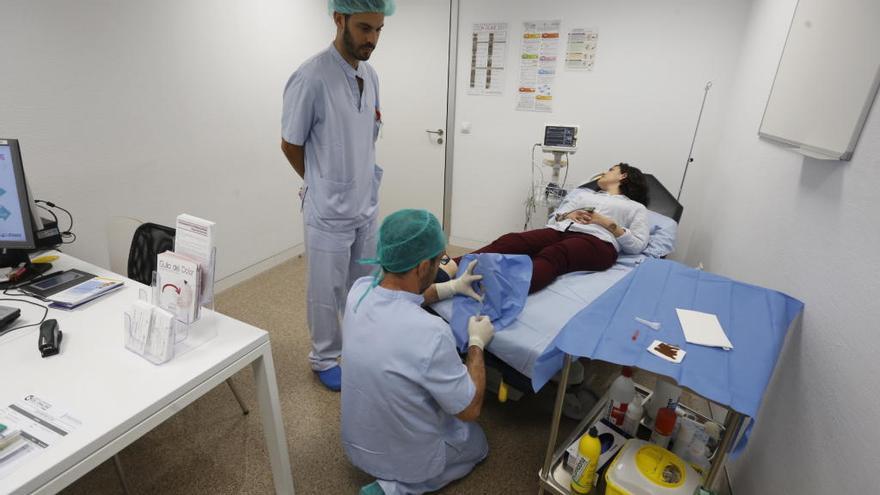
[329,0,396,16]
[373,209,446,273]
[353,209,443,311]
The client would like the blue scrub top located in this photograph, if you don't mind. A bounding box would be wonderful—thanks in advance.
[282,44,382,231]
[341,277,476,483]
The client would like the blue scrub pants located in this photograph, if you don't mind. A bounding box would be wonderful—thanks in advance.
[304,219,377,371]
[376,423,489,495]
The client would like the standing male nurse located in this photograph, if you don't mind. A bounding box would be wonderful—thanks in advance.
[281,0,395,390]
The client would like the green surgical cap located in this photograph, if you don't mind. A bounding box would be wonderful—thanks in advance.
[329,0,396,16]
[375,209,445,273]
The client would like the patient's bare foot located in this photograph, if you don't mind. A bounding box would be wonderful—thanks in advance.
[440,258,458,278]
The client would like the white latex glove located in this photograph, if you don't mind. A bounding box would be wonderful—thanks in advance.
[467,315,495,350]
[434,259,483,302]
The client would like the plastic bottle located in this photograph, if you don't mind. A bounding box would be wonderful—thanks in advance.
[672,418,697,458]
[650,407,676,449]
[622,396,643,437]
[687,442,711,474]
[571,426,601,494]
[670,409,688,440]
[703,421,722,454]
[606,367,635,427]
[645,378,681,428]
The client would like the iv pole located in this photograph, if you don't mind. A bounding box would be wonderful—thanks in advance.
[677,81,713,202]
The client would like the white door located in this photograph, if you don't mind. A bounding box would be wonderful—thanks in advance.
[369,0,450,222]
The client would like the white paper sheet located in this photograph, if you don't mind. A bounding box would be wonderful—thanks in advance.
[676,308,733,350]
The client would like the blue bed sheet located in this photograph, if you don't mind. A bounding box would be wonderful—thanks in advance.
[432,254,646,377]
[449,253,533,352]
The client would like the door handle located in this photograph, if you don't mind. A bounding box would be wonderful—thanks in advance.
[425,129,444,136]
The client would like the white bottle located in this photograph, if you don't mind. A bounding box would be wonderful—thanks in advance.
[703,421,722,454]
[606,367,636,427]
[672,419,697,458]
[687,442,710,473]
[622,396,643,437]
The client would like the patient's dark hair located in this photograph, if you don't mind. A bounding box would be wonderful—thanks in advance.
[617,163,649,206]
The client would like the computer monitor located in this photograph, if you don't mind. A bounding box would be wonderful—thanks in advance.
[0,138,47,269]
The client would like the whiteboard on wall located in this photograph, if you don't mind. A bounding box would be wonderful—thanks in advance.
[759,0,880,161]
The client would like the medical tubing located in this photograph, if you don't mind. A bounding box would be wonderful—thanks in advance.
[525,143,542,229]
[560,152,569,190]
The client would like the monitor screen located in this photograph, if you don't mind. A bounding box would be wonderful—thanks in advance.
[543,125,577,148]
[0,139,36,249]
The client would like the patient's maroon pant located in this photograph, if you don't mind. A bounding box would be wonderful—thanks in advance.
[459,228,618,293]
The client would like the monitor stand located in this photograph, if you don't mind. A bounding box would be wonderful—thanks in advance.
[0,249,52,288]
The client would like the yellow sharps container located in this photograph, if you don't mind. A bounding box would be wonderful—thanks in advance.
[604,439,701,495]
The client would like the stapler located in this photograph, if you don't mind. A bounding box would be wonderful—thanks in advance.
[38,319,62,358]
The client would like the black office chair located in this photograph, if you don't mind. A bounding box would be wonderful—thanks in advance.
[128,223,175,286]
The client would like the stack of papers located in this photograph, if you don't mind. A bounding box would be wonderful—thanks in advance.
[48,277,124,309]
[174,214,216,307]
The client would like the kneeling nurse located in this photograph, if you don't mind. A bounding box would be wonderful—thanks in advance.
[341,209,494,495]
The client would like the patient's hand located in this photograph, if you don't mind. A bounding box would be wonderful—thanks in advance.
[569,210,594,224]
[588,211,611,225]
[571,210,615,229]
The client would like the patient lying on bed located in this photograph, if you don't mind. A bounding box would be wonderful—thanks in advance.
[450,163,650,293]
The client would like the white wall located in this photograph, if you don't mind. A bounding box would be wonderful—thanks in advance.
[683,0,880,492]
[449,0,752,251]
[0,0,335,282]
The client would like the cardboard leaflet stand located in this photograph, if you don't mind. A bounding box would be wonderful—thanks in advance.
[123,247,217,365]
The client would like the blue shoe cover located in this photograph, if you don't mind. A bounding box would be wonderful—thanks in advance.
[315,366,341,391]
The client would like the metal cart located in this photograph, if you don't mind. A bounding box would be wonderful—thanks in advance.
[538,355,746,495]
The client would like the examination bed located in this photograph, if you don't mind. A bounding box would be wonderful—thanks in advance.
[432,174,684,406]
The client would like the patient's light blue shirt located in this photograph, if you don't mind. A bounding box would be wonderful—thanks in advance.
[548,188,650,255]
[282,44,382,231]
[341,277,476,483]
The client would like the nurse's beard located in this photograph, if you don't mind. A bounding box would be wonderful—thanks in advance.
[343,26,375,61]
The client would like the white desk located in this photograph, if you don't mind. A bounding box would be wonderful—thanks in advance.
[0,254,295,494]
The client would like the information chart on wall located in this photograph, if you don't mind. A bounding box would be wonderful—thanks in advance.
[565,28,599,71]
[467,22,508,96]
[516,20,561,112]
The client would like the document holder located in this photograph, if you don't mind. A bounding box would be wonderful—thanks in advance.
[123,248,218,365]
